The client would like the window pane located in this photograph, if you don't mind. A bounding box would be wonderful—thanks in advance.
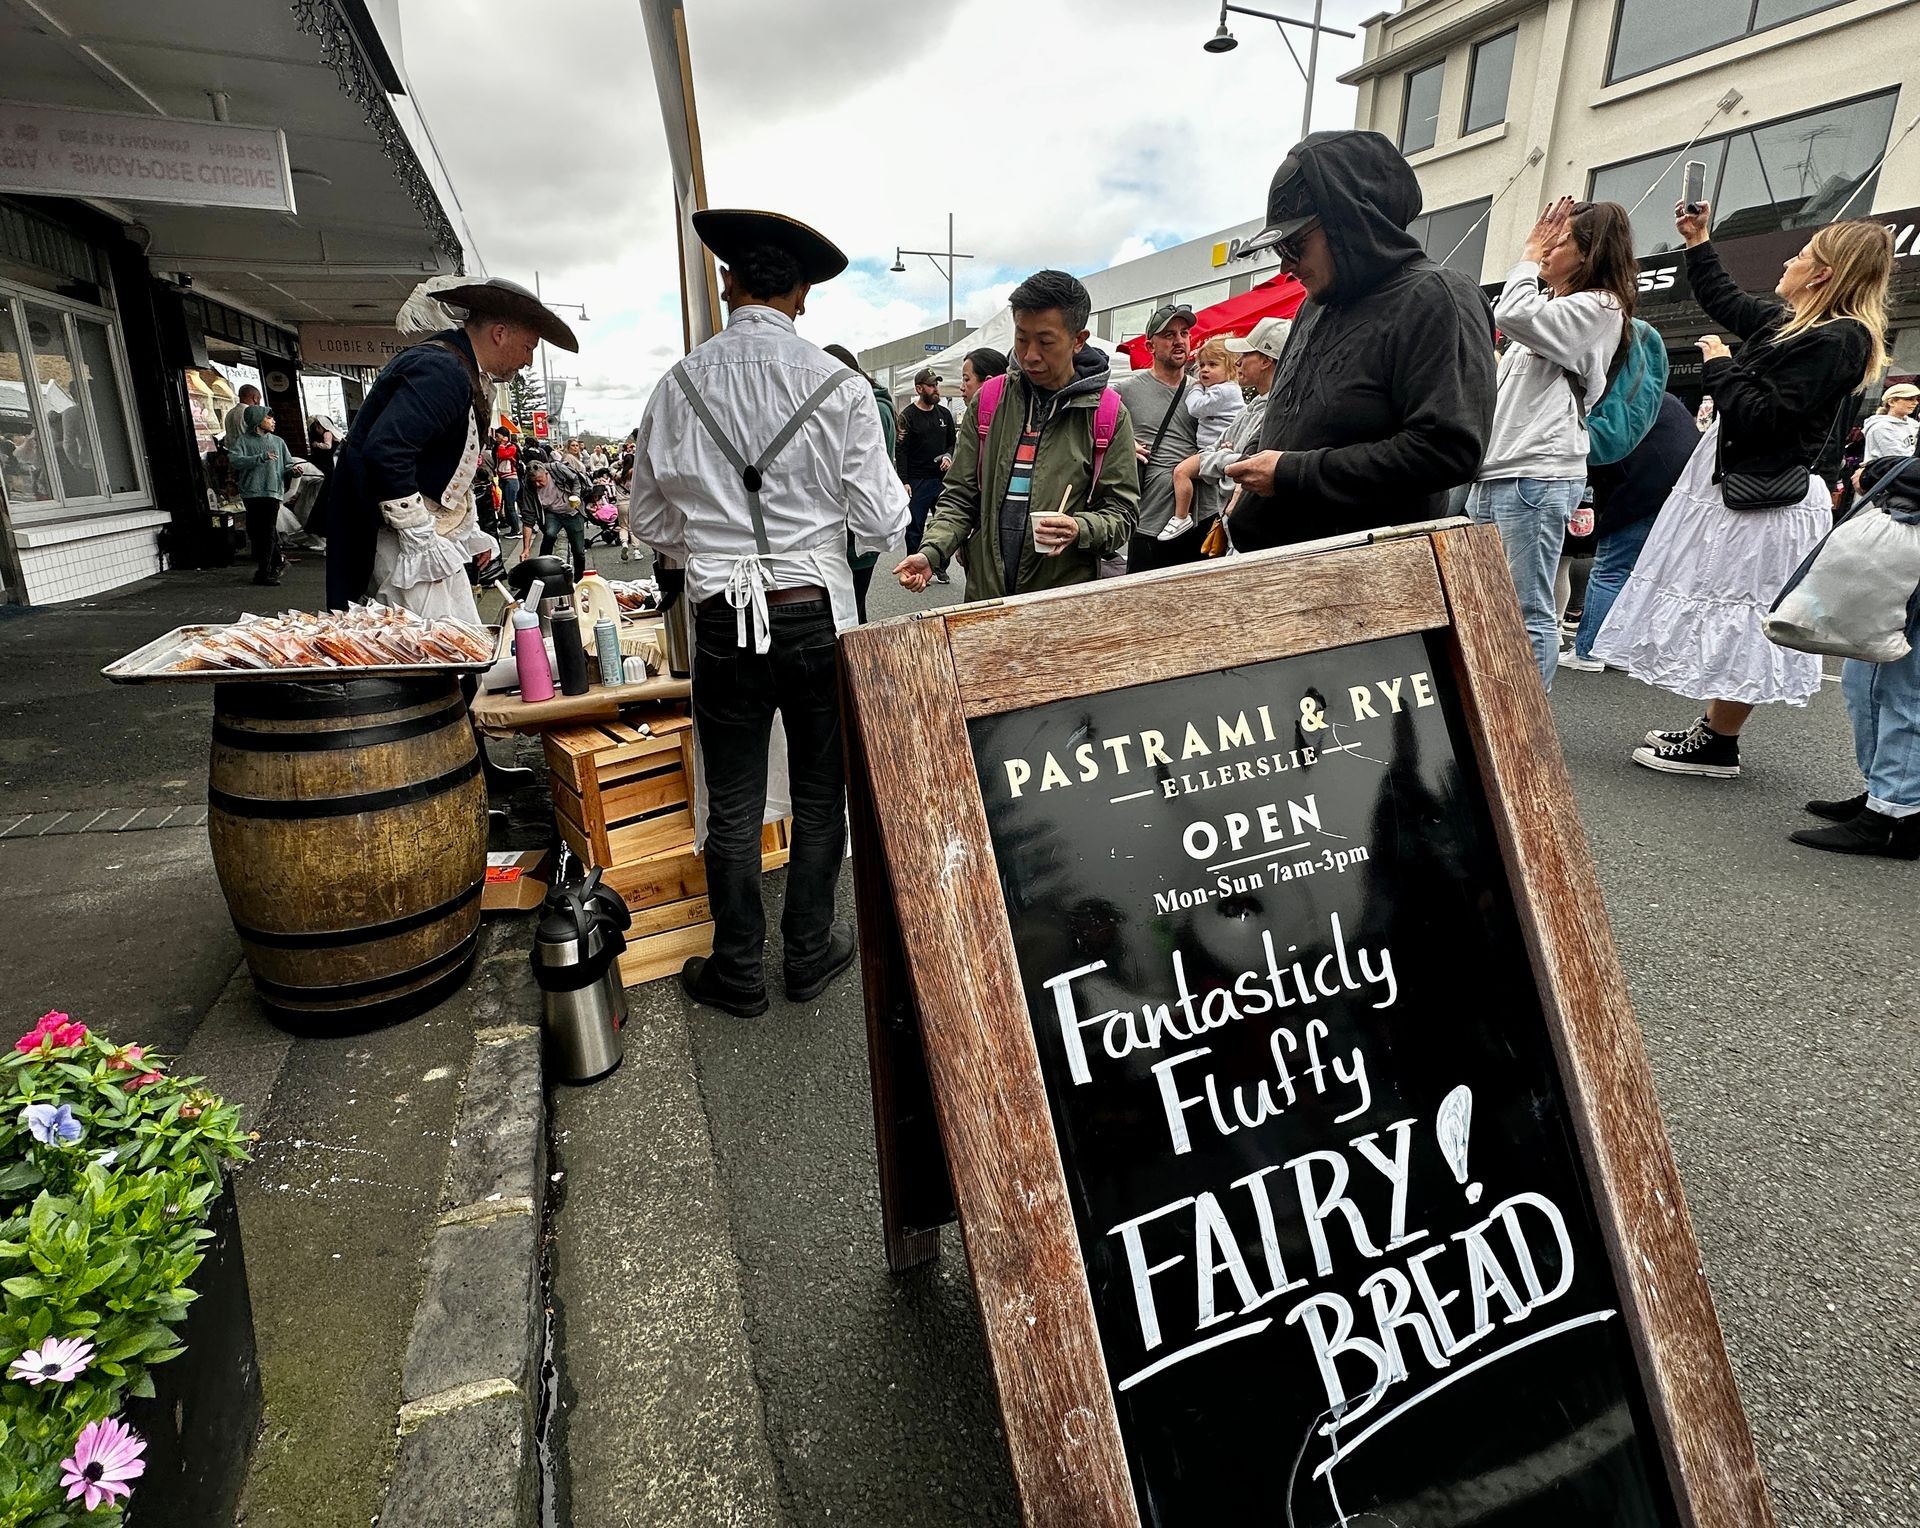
[0,303,55,504]
[74,320,139,496]
[1712,93,1897,242]
[1401,62,1443,154]
[1464,31,1516,135]
[28,304,96,498]
[1589,141,1727,257]
[1426,199,1493,278]
[1608,0,1746,80]
[1111,300,1155,342]
[1752,0,1831,23]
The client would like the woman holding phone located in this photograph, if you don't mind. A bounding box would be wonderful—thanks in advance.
[1592,202,1893,779]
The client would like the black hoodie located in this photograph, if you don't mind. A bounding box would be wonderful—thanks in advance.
[1229,131,1496,552]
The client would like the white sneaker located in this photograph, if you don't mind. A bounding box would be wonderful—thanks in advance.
[1156,516,1196,542]
[1557,649,1605,672]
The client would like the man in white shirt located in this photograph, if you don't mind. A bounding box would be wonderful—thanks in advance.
[222,384,262,447]
[629,208,907,1018]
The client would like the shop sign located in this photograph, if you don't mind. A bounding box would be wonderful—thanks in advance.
[844,527,1774,1527]
[532,409,549,439]
[0,101,294,213]
[1628,205,1920,309]
[299,325,410,368]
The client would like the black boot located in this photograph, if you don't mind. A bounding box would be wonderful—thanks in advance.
[1790,807,1920,860]
[785,920,857,1003]
[1805,791,1868,822]
[679,956,769,1018]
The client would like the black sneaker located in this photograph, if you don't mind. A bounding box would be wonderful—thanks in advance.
[679,956,768,1018]
[1644,716,1709,749]
[1806,791,1868,822]
[1790,807,1920,860]
[1630,724,1740,778]
[785,921,857,1003]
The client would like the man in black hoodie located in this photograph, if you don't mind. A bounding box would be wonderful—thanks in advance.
[1226,131,1496,551]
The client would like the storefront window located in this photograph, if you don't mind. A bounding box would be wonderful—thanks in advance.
[1589,92,1896,255]
[0,287,148,517]
[1608,0,1837,82]
[0,311,54,505]
[74,319,139,496]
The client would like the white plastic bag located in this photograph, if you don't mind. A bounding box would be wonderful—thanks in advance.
[1766,461,1920,662]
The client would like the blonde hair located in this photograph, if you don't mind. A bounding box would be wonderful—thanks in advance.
[1775,219,1893,385]
[1195,336,1235,373]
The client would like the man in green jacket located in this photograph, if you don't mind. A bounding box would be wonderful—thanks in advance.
[895,270,1138,600]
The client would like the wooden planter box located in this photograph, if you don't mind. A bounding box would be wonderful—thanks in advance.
[543,707,790,985]
[123,1175,261,1525]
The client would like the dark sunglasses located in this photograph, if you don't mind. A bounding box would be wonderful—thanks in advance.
[1275,219,1322,263]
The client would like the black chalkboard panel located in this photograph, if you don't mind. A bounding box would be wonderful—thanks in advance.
[967,631,1682,1528]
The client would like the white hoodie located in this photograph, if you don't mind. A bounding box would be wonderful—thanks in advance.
[1478,261,1625,482]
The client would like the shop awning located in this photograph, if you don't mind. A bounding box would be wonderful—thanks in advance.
[0,1,465,328]
[1117,275,1308,370]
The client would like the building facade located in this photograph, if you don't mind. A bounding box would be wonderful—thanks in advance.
[0,0,465,606]
[1342,0,1920,395]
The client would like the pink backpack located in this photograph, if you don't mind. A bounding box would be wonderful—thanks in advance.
[975,373,1122,505]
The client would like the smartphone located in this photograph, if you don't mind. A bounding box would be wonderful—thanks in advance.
[1683,160,1708,215]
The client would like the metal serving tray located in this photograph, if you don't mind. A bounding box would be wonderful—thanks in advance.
[102,624,497,685]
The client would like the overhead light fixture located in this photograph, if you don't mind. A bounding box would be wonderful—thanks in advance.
[1204,19,1238,52]
[578,305,590,322]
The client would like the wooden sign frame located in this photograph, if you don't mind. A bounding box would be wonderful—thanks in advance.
[840,522,1773,1528]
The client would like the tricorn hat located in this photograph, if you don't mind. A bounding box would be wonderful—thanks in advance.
[435,277,579,352]
[691,209,848,285]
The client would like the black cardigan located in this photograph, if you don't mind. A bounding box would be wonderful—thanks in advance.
[1688,242,1869,480]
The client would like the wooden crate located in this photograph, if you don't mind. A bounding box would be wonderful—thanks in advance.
[541,709,792,986]
[545,708,696,868]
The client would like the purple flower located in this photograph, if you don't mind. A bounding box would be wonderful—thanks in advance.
[60,1416,146,1512]
[8,1336,94,1385]
[21,1102,83,1145]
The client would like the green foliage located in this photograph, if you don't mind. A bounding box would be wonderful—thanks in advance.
[0,1019,250,1527]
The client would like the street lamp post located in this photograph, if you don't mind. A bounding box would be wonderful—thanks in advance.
[1203,1,1356,142]
[531,269,590,423]
[890,212,974,340]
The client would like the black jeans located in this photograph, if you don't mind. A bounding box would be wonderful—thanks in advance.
[243,496,281,582]
[692,600,845,991]
[540,511,588,580]
[905,477,943,555]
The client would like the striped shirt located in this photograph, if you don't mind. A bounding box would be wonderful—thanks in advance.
[997,385,1056,595]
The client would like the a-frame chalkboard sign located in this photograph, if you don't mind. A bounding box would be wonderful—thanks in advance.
[840,522,1774,1528]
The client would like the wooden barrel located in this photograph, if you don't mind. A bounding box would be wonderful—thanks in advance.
[206,676,486,1030]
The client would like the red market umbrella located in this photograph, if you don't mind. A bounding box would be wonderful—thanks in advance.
[1118,274,1308,370]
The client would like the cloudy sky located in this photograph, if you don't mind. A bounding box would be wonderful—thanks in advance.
[400,0,1378,434]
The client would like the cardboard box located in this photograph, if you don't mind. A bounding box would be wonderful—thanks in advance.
[482,850,551,913]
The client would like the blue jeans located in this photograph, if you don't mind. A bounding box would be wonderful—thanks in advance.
[540,511,587,580]
[1841,600,1920,813]
[1468,477,1582,688]
[1573,515,1658,659]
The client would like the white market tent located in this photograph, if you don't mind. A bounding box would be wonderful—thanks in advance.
[886,305,1132,405]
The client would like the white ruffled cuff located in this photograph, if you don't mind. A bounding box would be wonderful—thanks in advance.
[387,524,469,589]
[380,492,433,531]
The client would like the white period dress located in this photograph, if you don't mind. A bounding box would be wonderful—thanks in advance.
[1591,420,1827,706]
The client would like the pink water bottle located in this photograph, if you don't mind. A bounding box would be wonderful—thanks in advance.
[513,580,555,702]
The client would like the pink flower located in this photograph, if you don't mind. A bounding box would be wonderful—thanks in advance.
[108,1044,162,1087]
[8,1336,94,1385]
[14,1010,87,1054]
[59,1416,145,1511]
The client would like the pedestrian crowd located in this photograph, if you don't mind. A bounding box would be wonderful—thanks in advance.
[309,126,1915,1025]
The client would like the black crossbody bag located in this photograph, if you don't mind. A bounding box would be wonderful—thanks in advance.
[1716,394,1844,513]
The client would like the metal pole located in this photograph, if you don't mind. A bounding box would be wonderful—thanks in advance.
[947,211,955,334]
[1302,0,1322,142]
[534,269,553,408]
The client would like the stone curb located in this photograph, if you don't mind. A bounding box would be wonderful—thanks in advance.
[380,952,547,1528]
